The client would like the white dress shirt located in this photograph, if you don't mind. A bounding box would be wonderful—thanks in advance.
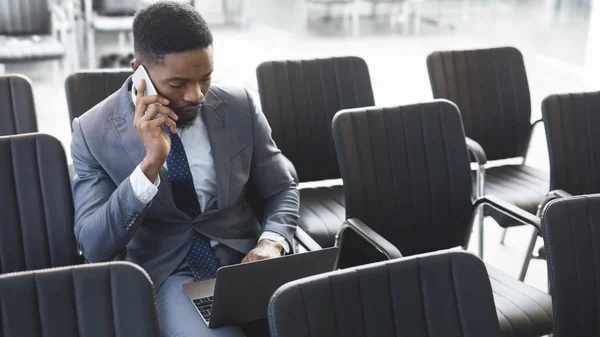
[129,115,289,253]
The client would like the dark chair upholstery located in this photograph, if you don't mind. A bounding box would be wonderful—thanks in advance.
[269,250,501,337]
[427,47,548,238]
[256,56,375,247]
[0,75,38,135]
[519,91,600,279]
[0,133,82,273]
[0,261,160,337]
[65,69,133,124]
[331,101,552,337]
[541,194,600,337]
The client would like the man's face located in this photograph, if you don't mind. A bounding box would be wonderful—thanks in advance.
[132,46,214,129]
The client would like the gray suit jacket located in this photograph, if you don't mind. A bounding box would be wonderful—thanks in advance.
[71,78,300,288]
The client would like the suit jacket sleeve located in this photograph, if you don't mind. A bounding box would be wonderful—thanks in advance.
[71,118,149,262]
[246,89,300,249]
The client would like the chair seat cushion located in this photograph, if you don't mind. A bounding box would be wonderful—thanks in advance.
[473,164,549,227]
[298,185,345,247]
[486,263,553,337]
[0,36,64,62]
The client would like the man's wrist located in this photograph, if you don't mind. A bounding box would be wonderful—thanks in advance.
[140,156,163,182]
[259,238,284,255]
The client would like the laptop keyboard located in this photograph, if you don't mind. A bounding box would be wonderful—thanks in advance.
[193,296,214,322]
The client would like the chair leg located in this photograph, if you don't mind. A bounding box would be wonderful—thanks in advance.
[477,204,485,258]
[519,228,539,281]
[87,26,96,68]
[500,227,508,245]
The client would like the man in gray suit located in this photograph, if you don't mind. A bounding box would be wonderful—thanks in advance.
[70,2,299,336]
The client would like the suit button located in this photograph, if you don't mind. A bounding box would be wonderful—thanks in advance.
[133,211,140,217]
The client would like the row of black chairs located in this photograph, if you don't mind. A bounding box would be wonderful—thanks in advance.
[0,188,594,337]
[0,47,574,278]
[0,46,596,336]
[0,101,548,337]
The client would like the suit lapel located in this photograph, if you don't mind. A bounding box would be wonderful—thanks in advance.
[109,78,189,219]
[203,93,230,212]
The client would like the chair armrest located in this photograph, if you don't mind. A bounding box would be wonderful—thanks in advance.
[466,137,486,198]
[466,137,487,165]
[335,219,403,260]
[530,118,543,130]
[294,226,322,252]
[474,195,541,232]
[537,189,572,215]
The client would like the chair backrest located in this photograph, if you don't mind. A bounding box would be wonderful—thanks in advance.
[543,92,600,195]
[541,193,600,337]
[0,261,160,337]
[256,56,375,182]
[332,101,474,265]
[0,75,38,136]
[427,47,532,161]
[0,0,51,35]
[269,250,501,337]
[65,69,132,126]
[0,133,82,273]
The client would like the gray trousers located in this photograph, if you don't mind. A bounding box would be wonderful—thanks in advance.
[156,245,247,337]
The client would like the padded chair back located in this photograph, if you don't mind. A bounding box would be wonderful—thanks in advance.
[0,133,82,273]
[427,47,531,161]
[0,75,38,136]
[65,69,132,125]
[257,56,374,182]
[0,261,160,337]
[543,92,600,195]
[332,101,474,265]
[541,193,600,337]
[0,0,51,35]
[269,250,501,337]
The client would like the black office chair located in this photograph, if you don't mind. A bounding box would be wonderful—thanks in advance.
[0,0,78,75]
[0,261,160,337]
[256,56,375,247]
[519,91,600,279]
[427,47,549,258]
[0,75,38,135]
[269,250,501,337]
[65,69,133,124]
[331,101,552,337]
[541,194,600,337]
[0,133,82,274]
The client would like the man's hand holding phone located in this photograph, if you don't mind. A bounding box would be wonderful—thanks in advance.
[133,79,178,182]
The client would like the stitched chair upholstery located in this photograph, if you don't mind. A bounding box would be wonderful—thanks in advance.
[0,133,82,274]
[331,101,553,337]
[269,250,501,337]
[0,261,160,337]
[257,56,375,247]
[0,75,38,136]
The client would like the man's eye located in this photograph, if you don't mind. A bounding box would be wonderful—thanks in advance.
[169,84,183,88]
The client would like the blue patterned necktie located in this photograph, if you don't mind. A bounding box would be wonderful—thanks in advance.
[164,126,218,281]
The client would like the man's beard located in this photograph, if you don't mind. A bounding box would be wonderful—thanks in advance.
[174,103,203,131]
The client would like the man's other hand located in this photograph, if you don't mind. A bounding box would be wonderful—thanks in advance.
[241,239,283,263]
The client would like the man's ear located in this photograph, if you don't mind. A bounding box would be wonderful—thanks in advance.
[131,58,140,71]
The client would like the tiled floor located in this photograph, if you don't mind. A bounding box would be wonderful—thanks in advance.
[3,0,597,292]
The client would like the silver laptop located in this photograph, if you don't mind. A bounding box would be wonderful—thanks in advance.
[183,247,339,328]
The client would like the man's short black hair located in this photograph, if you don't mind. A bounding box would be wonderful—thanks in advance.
[133,1,213,65]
